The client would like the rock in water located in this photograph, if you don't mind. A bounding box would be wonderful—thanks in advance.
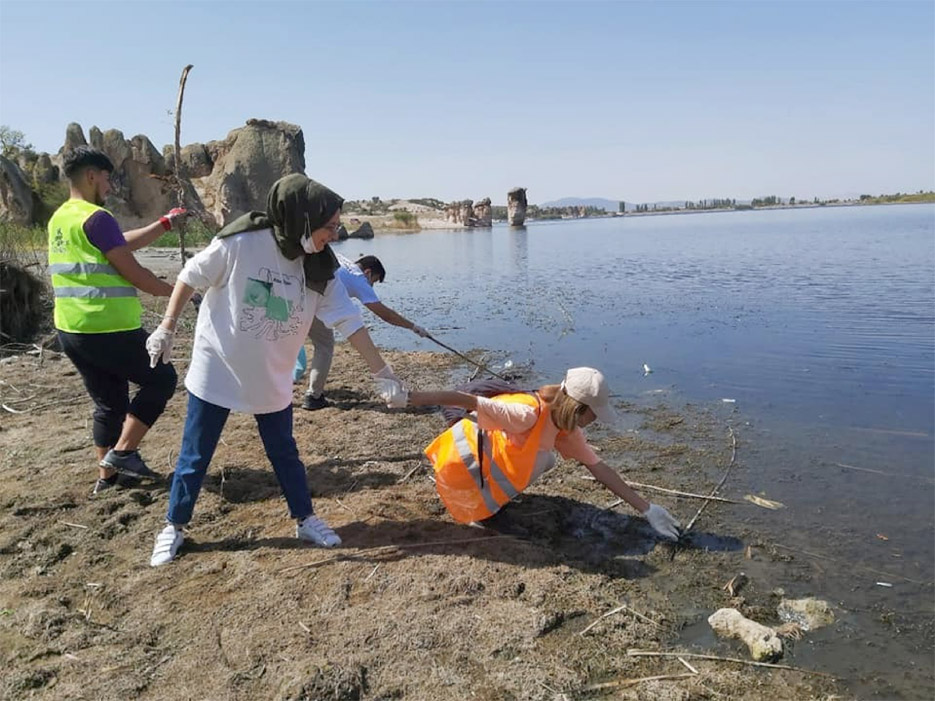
[708,607,783,662]
[508,187,527,226]
[777,597,835,631]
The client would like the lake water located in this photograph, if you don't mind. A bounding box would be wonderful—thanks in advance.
[333,204,935,696]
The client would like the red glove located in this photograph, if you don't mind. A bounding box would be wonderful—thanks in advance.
[159,207,188,231]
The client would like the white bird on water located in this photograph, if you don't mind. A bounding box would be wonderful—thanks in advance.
[642,363,652,376]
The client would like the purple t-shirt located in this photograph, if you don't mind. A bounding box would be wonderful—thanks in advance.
[83,210,127,253]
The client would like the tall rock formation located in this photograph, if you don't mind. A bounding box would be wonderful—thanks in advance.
[42,119,305,229]
[0,156,34,224]
[446,199,473,226]
[184,119,305,226]
[508,187,527,226]
[472,197,492,227]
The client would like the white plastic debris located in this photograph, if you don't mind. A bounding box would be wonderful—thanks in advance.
[503,360,514,369]
[875,582,893,588]
[722,398,737,403]
[642,363,652,376]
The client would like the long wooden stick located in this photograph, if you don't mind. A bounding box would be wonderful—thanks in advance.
[279,534,514,574]
[579,603,661,635]
[607,485,740,506]
[627,650,835,677]
[173,64,193,267]
[586,673,697,691]
[684,425,737,532]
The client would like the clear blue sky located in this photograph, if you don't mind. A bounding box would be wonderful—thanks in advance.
[1,0,932,204]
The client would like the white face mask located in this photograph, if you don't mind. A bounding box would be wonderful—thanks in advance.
[301,232,323,254]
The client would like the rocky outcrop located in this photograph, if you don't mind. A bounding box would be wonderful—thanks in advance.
[446,200,470,226]
[472,197,492,227]
[40,119,304,229]
[348,222,374,239]
[446,199,494,227]
[508,187,527,226]
[335,224,349,241]
[0,156,34,224]
[190,119,305,226]
[60,124,179,227]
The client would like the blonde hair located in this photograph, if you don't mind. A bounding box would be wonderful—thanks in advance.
[539,383,588,432]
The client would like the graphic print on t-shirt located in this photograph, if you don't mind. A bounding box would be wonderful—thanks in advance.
[240,267,305,341]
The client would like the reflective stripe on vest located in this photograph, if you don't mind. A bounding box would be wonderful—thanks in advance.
[479,431,520,500]
[424,392,550,523]
[48,262,120,276]
[54,286,139,299]
[450,422,502,515]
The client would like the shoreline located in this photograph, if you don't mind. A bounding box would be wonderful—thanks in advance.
[0,317,847,698]
[345,198,934,233]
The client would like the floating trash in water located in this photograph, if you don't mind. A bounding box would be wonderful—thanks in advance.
[503,360,514,369]
[722,398,737,403]
[744,494,785,510]
[875,582,894,588]
[642,363,652,376]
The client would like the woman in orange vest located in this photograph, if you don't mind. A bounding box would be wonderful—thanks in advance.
[392,367,681,540]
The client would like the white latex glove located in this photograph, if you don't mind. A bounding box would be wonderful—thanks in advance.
[377,379,409,408]
[372,365,408,407]
[411,324,430,338]
[146,326,175,368]
[373,364,400,382]
[643,503,681,541]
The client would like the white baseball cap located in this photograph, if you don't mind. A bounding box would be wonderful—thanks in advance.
[561,367,616,424]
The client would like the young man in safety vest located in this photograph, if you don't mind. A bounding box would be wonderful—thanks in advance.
[48,146,186,495]
[299,254,429,410]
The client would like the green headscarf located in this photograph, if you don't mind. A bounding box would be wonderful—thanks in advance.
[217,174,343,293]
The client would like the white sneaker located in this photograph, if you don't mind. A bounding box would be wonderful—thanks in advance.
[296,515,341,548]
[150,524,184,567]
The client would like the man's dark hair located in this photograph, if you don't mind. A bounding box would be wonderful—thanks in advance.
[356,255,386,283]
[62,146,114,180]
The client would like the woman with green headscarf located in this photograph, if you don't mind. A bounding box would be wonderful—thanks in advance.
[144,174,405,567]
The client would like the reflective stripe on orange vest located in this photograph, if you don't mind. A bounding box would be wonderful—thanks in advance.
[424,392,549,523]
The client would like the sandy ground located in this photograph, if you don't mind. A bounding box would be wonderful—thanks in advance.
[0,283,845,699]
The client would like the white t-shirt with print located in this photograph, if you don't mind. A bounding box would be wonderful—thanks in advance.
[179,232,364,414]
[335,253,380,305]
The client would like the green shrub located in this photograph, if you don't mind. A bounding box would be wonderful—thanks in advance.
[0,220,46,257]
[391,211,419,229]
[151,217,217,248]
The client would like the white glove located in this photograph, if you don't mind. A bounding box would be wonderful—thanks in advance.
[411,324,430,338]
[146,326,175,368]
[377,379,409,408]
[373,364,400,382]
[373,365,408,408]
[643,503,681,541]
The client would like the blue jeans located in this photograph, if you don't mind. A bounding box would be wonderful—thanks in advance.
[166,392,313,525]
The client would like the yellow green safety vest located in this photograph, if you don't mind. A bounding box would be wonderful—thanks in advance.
[47,199,141,333]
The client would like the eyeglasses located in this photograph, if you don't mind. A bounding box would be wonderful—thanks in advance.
[321,221,341,234]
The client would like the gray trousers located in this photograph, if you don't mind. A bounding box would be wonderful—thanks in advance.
[306,316,336,397]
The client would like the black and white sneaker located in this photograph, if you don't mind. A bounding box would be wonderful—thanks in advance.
[91,474,119,496]
[100,450,160,480]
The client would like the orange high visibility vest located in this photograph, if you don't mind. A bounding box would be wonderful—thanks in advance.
[424,392,550,523]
